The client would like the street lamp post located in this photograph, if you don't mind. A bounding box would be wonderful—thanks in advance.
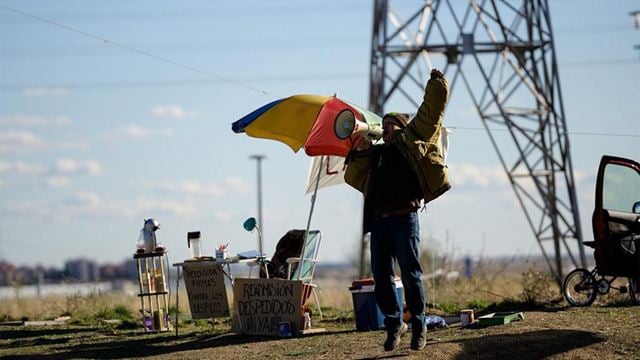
[250,154,266,256]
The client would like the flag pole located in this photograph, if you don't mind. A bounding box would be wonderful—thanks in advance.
[298,156,324,280]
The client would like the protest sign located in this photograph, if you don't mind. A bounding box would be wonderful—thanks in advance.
[234,278,303,336]
[183,261,230,318]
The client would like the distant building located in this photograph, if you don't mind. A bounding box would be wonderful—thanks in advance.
[64,258,100,282]
[0,257,140,285]
[99,263,120,280]
[0,261,16,286]
[123,259,138,281]
[41,267,65,283]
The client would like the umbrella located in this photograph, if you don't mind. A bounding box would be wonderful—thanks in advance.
[231,94,382,157]
[232,94,383,279]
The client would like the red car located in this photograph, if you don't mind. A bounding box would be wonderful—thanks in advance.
[563,155,640,306]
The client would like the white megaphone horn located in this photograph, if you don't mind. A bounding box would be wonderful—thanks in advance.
[334,109,383,140]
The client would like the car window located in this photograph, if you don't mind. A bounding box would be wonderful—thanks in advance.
[603,163,640,213]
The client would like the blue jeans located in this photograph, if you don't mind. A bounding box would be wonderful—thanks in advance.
[370,212,426,332]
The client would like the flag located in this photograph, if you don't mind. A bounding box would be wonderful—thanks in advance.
[305,156,347,194]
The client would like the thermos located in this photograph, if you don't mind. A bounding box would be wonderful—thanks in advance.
[187,231,202,258]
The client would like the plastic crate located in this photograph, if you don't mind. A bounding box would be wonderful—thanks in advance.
[349,278,403,331]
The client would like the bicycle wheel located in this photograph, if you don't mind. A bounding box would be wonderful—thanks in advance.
[563,268,597,307]
[629,278,640,305]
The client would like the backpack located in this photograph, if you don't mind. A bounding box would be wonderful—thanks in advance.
[260,229,306,279]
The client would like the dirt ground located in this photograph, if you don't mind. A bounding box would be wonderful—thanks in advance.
[1,305,639,360]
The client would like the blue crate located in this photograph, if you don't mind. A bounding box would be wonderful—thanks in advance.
[349,279,403,331]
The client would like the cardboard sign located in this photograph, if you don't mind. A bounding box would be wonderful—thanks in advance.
[183,261,230,318]
[233,278,303,336]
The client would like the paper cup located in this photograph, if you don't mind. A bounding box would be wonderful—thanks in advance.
[460,309,475,326]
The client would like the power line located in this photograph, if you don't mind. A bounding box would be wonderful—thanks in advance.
[0,4,279,99]
[1,4,631,37]
[0,72,367,91]
[0,1,368,24]
[561,59,639,67]
[447,126,640,138]
[0,37,365,58]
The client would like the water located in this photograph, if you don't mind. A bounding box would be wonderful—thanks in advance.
[0,281,136,299]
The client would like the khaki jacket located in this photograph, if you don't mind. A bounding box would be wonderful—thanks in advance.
[344,76,451,205]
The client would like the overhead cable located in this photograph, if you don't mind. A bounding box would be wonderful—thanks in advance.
[0,4,279,98]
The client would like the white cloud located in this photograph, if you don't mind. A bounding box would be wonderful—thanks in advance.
[0,160,46,175]
[213,210,234,222]
[134,177,250,198]
[44,176,70,188]
[109,124,174,141]
[0,160,12,174]
[54,158,102,176]
[57,137,90,151]
[150,105,197,119]
[22,87,70,97]
[446,106,478,123]
[573,169,589,184]
[0,159,100,188]
[2,193,198,221]
[160,180,225,197]
[0,115,71,127]
[448,163,509,188]
[0,130,46,152]
[224,177,251,194]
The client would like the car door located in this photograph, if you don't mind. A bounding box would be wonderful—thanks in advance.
[592,155,640,277]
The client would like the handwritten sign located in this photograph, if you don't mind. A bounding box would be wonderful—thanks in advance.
[234,278,303,336]
[183,262,229,319]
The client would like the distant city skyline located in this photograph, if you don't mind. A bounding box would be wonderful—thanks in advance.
[0,257,138,286]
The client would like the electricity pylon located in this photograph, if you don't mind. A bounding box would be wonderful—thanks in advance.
[370,0,586,284]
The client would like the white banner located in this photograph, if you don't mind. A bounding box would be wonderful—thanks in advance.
[440,127,451,164]
[305,155,347,194]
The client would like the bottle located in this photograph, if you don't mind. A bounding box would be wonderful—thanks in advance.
[147,270,155,292]
[304,312,311,330]
[155,269,165,292]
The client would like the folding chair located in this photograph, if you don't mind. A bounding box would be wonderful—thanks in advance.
[286,230,323,320]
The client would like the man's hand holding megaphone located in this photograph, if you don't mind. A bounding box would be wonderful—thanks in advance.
[345,69,446,163]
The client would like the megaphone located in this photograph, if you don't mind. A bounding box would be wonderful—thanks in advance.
[334,109,383,140]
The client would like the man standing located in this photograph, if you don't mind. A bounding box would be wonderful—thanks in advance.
[345,69,450,351]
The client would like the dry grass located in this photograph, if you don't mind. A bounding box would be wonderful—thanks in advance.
[1,291,138,321]
[1,264,635,323]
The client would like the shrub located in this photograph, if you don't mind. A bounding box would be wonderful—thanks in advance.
[521,269,558,305]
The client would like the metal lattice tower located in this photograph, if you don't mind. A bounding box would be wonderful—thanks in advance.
[370,0,586,283]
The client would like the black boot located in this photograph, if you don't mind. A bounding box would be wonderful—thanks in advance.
[410,323,427,350]
[383,322,408,351]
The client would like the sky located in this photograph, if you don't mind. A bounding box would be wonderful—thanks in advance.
[0,0,638,269]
